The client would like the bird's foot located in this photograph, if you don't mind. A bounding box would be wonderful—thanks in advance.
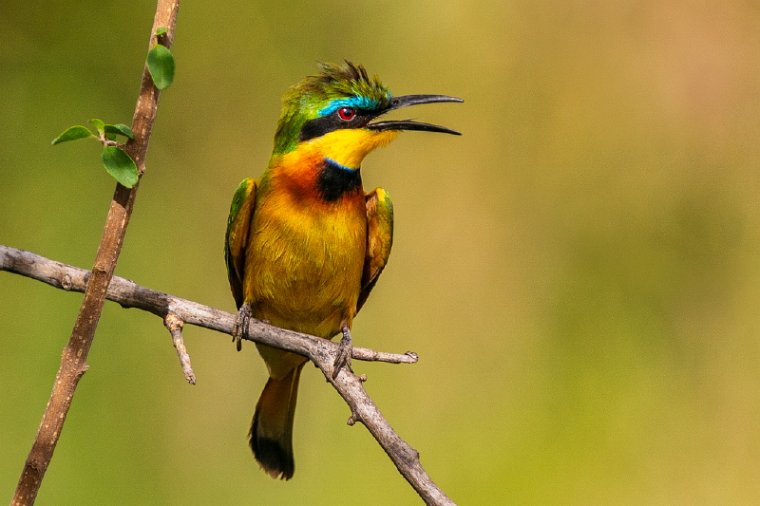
[333,326,353,378]
[232,305,252,352]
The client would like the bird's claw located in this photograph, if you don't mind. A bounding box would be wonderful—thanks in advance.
[233,305,252,352]
[333,326,353,378]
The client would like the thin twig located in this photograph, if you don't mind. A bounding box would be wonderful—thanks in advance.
[164,312,196,384]
[1,244,452,505]
[10,2,180,505]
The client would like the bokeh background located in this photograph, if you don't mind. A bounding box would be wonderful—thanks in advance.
[2,1,760,504]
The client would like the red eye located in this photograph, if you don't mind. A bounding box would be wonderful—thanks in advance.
[337,107,356,121]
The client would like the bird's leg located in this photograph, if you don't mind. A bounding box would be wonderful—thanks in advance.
[333,325,353,378]
[232,304,252,352]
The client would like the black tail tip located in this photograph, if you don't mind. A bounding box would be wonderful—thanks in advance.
[250,435,295,480]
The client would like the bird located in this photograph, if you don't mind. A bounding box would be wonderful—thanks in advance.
[224,61,461,480]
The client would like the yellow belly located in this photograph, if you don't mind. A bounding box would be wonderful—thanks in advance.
[243,191,367,340]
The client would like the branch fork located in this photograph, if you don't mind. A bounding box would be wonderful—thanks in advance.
[2,244,453,505]
[164,312,196,384]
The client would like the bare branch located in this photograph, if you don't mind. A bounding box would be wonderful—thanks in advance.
[164,312,196,384]
[1,244,453,505]
[10,2,180,504]
[0,245,417,366]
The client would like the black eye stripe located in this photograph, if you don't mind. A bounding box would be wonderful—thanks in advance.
[300,110,373,142]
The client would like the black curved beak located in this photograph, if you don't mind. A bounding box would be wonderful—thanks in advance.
[367,94,463,135]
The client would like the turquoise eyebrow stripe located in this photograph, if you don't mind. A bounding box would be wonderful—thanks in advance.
[318,96,381,117]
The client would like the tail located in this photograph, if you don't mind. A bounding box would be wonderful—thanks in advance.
[250,363,304,480]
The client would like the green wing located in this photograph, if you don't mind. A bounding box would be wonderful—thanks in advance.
[225,178,257,309]
[357,187,394,313]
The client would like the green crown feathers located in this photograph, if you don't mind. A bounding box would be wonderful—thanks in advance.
[272,61,392,155]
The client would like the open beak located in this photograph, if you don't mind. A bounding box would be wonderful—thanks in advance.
[367,94,463,135]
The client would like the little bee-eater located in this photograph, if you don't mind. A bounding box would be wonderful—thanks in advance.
[225,61,461,479]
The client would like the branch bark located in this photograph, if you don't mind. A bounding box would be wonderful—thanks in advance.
[164,312,196,384]
[10,2,180,505]
[1,244,452,505]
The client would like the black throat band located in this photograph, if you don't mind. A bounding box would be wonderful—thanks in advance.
[316,158,362,201]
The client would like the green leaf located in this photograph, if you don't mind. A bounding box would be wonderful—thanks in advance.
[51,125,93,145]
[89,118,105,135]
[101,146,139,188]
[104,123,134,139]
[146,44,175,90]
[155,26,168,36]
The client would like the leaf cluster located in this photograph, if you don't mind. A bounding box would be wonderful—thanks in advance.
[50,28,176,188]
[52,119,138,188]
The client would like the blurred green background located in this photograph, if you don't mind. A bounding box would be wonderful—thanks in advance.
[2,0,760,504]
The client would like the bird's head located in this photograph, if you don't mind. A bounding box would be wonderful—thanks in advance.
[271,61,461,170]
